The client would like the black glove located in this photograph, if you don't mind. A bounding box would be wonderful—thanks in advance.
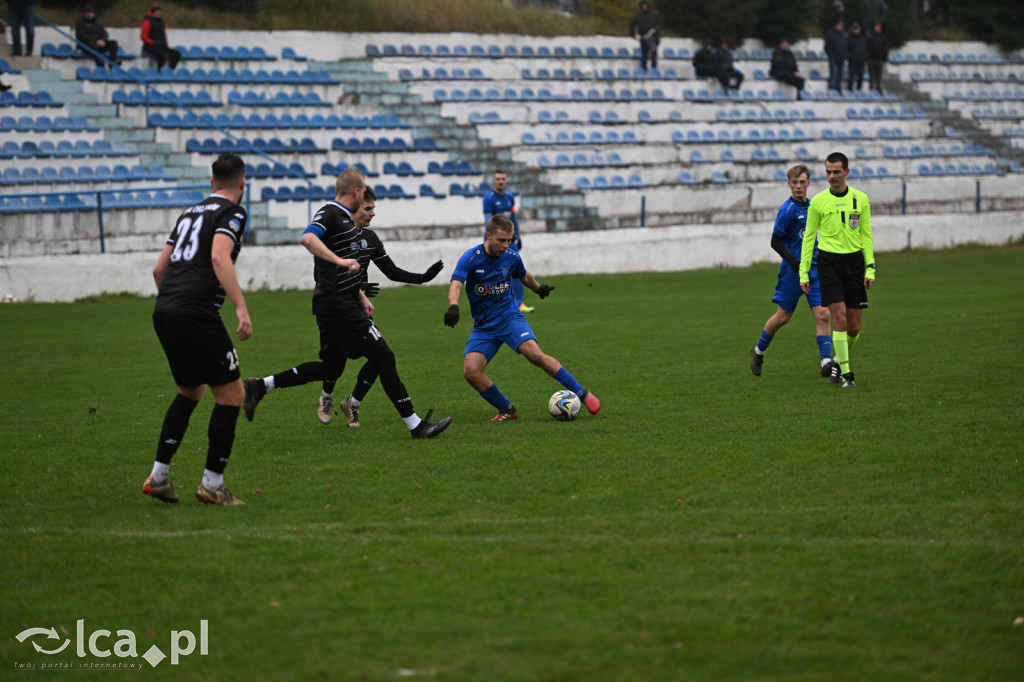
[361,281,380,298]
[420,260,444,283]
[444,304,460,327]
[537,284,554,299]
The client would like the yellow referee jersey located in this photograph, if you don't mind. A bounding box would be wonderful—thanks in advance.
[799,186,876,283]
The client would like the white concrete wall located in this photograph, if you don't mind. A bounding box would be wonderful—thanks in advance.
[2,212,1020,303]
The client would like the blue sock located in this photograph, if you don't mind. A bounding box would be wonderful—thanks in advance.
[554,367,585,396]
[756,330,774,353]
[480,384,511,410]
[816,334,833,361]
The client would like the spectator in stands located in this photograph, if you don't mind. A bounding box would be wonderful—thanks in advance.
[867,22,889,93]
[821,0,844,37]
[629,0,663,72]
[824,19,847,93]
[715,39,744,92]
[140,4,181,70]
[692,39,721,85]
[862,0,886,37]
[769,38,806,99]
[8,0,36,57]
[846,22,867,91]
[75,4,121,68]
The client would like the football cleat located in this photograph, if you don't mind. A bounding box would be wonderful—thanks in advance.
[489,405,518,422]
[579,389,601,415]
[821,359,836,378]
[340,397,360,428]
[317,393,333,425]
[195,483,244,506]
[142,475,179,504]
[411,409,452,439]
[519,303,535,313]
[750,348,764,376]
[242,377,266,422]
[842,372,857,388]
[830,362,843,385]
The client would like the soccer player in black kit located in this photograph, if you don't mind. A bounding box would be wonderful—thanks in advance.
[242,167,451,438]
[144,153,250,506]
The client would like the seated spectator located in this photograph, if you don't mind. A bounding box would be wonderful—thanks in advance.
[769,38,805,99]
[140,4,181,70]
[693,38,730,91]
[716,40,744,91]
[75,4,121,68]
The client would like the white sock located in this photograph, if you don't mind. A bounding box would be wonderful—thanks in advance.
[754,347,765,356]
[321,390,333,400]
[150,462,170,479]
[821,357,832,367]
[264,376,275,391]
[202,469,224,491]
[403,414,422,431]
[347,396,360,407]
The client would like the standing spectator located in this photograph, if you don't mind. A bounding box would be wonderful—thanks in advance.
[862,0,887,37]
[140,4,181,70]
[715,39,744,91]
[867,22,889,93]
[769,38,806,99]
[629,0,663,72]
[75,4,120,68]
[846,22,867,91]
[144,153,251,506]
[821,0,844,37]
[8,0,36,57]
[824,19,848,93]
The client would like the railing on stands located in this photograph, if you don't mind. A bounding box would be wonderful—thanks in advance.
[2,183,251,254]
[29,15,315,222]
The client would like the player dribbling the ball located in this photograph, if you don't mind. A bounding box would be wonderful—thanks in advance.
[444,215,601,421]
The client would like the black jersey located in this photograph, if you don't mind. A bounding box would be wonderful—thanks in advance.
[307,201,367,312]
[355,228,426,285]
[155,195,246,318]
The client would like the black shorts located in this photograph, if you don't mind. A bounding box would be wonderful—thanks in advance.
[153,309,240,387]
[315,304,388,363]
[817,250,869,309]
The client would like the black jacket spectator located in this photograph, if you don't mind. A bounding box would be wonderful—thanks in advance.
[75,5,120,67]
[770,40,805,97]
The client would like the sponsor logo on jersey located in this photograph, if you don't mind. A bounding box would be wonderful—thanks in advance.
[474,281,510,297]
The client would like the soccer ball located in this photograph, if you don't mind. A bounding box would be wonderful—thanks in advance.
[548,390,581,422]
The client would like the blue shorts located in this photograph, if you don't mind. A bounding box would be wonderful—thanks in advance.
[465,315,537,362]
[772,263,822,312]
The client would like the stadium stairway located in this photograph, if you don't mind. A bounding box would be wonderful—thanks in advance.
[883,73,1023,167]
[309,59,621,241]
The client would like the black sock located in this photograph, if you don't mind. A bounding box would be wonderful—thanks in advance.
[205,404,240,475]
[155,394,199,464]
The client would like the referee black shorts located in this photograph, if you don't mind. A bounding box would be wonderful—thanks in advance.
[817,250,869,309]
[153,309,240,388]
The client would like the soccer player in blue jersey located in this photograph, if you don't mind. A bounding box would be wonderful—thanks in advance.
[444,215,600,421]
[482,170,531,313]
[750,164,834,378]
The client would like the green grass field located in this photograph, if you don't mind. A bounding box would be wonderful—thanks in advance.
[1,245,1023,680]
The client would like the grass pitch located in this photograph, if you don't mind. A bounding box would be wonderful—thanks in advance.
[1,245,1022,680]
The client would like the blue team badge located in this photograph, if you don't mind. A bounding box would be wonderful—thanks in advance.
[359,239,369,249]
[849,214,860,230]
[229,218,242,233]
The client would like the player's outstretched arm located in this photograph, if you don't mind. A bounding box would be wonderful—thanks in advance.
[521,271,554,299]
[299,232,360,274]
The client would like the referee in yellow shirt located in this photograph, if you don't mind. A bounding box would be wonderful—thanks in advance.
[799,152,876,388]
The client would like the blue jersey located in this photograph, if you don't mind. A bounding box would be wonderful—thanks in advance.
[451,243,526,330]
[773,196,815,266]
[482,190,520,239]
